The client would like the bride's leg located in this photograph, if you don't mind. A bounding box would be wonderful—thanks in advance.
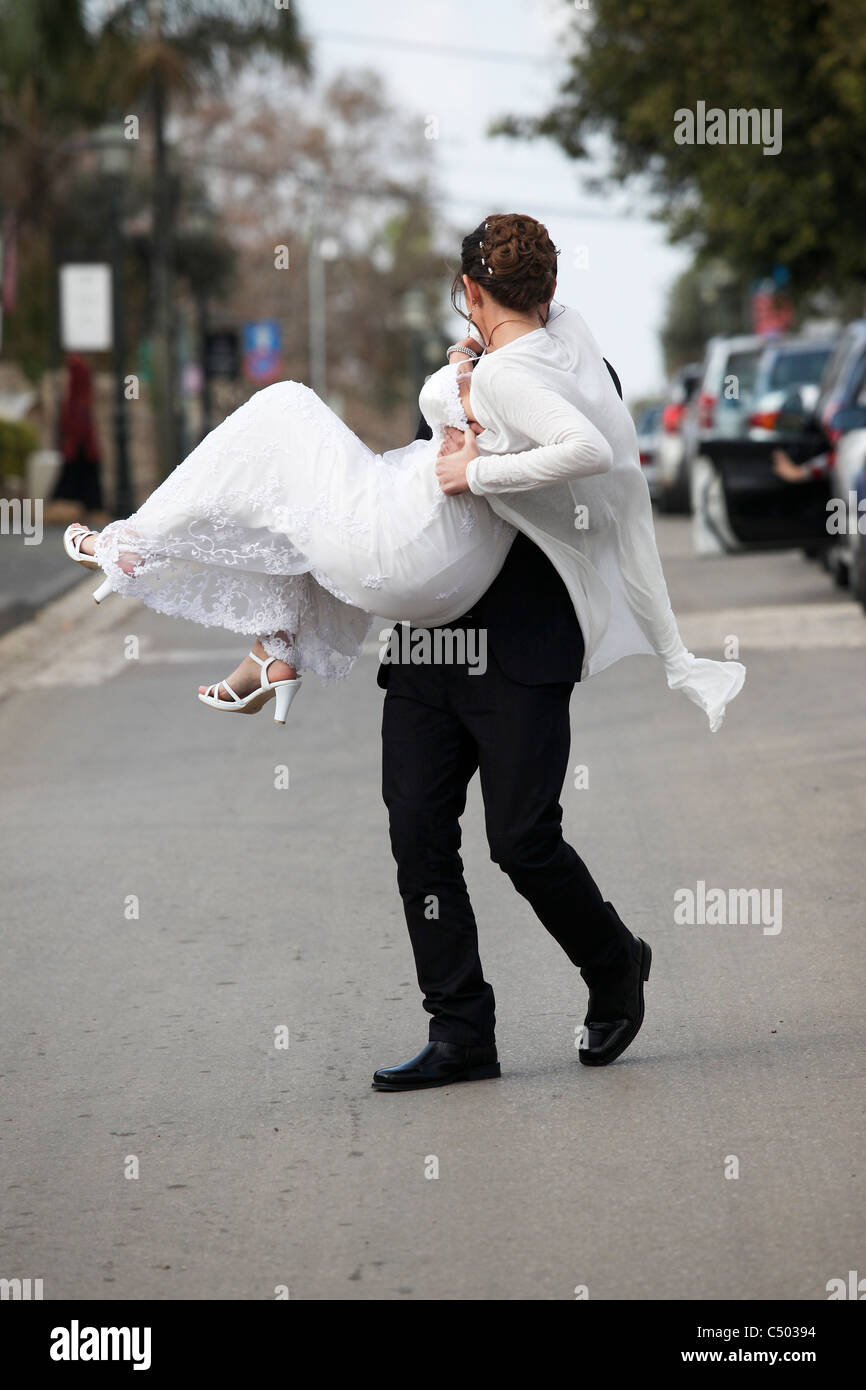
[198,633,298,702]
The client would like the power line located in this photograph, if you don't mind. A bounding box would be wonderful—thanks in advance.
[192,153,638,221]
[314,28,553,68]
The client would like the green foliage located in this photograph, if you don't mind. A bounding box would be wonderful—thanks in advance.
[0,415,39,476]
[661,264,751,373]
[516,0,866,294]
[97,0,311,104]
[1,229,53,382]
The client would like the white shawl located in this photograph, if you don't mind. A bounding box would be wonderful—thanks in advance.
[465,301,746,731]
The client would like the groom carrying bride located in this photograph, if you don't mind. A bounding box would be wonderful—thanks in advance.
[372,219,655,1091]
[62,211,742,1082]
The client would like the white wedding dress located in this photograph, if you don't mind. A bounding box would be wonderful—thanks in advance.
[94,365,516,678]
[93,304,745,731]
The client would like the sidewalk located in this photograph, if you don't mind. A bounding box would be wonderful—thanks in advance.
[0,524,88,637]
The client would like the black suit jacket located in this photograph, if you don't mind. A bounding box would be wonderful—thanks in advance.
[378,358,624,689]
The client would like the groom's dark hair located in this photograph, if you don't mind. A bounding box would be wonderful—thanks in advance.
[452,213,559,318]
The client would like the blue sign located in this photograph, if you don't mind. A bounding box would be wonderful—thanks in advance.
[242,319,283,384]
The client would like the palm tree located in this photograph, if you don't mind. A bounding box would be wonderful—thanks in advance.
[0,0,107,372]
[97,0,311,477]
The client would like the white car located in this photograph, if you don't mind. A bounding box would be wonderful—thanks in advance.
[655,362,702,512]
[747,338,836,441]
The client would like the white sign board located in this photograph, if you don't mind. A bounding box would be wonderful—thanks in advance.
[60,263,112,351]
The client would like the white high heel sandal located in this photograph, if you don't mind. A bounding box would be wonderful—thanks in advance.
[63,524,101,571]
[197,652,302,724]
[62,525,115,604]
[92,577,114,605]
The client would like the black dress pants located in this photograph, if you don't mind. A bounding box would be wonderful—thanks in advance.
[381,650,634,1045]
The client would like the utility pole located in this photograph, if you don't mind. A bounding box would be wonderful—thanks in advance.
[149,0,179,478]
[307,204,327,400]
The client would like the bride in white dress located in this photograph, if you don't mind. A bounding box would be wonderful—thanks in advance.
[63,212,745,730]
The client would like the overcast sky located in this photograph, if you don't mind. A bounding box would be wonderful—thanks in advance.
[301,0,691,399]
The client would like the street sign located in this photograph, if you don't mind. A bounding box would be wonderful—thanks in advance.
[242,320,283,385]
[59,264,112,351]
[205,329,240,380]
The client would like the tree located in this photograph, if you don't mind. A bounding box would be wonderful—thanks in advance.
[498,0,866,299]
[177,69,448,449]
[97,0,311,476]
[0,0,107,374]
[660,265,751,374]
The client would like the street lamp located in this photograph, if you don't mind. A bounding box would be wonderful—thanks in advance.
[93,121,134,516]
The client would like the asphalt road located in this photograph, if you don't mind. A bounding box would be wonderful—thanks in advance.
[1,518,864,1300]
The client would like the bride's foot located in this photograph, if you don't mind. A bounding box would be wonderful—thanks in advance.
[63,523,142,576]
[198,641,297,702]
[70,523,96,557]
[63,522,100,570]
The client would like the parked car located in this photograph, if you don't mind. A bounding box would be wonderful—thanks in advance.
[691,333,765,438]
[850,456,866,610]
[655,362,702,512]
[811,322,866,584]
[747,337,837,440]
[681,335,766,534]
[826,411,866,587]
[633,402,665,496]
[688,327,866,560]
[815,320,866,433]
[691,410,832,557]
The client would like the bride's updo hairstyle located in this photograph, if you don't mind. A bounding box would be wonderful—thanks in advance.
[451,213,559,319]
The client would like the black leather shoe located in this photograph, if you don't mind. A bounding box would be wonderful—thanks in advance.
[372,1040,500,1091]
[578,935,651,1067]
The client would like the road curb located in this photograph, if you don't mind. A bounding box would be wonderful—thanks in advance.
[0,572,143,704]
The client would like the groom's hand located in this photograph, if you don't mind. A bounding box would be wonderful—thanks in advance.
[435,427,479,495]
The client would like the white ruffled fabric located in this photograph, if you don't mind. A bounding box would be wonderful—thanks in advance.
[664,650,747,733]
[93,370,513,679]
[92,306,745,731]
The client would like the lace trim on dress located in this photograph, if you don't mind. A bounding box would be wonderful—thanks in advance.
[419,362,470,444]
[92,520,373,683]
[439,362,470,433]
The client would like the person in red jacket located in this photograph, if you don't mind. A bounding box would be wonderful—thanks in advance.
[53,354,104,513]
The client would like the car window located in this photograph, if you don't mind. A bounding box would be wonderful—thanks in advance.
[820,329,860,401]
[702,344,728,394]
[635,405,663,432]
[721,349,761,405]
[769,348,833,390]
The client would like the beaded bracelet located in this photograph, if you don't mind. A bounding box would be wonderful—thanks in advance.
[445,343,479,363]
